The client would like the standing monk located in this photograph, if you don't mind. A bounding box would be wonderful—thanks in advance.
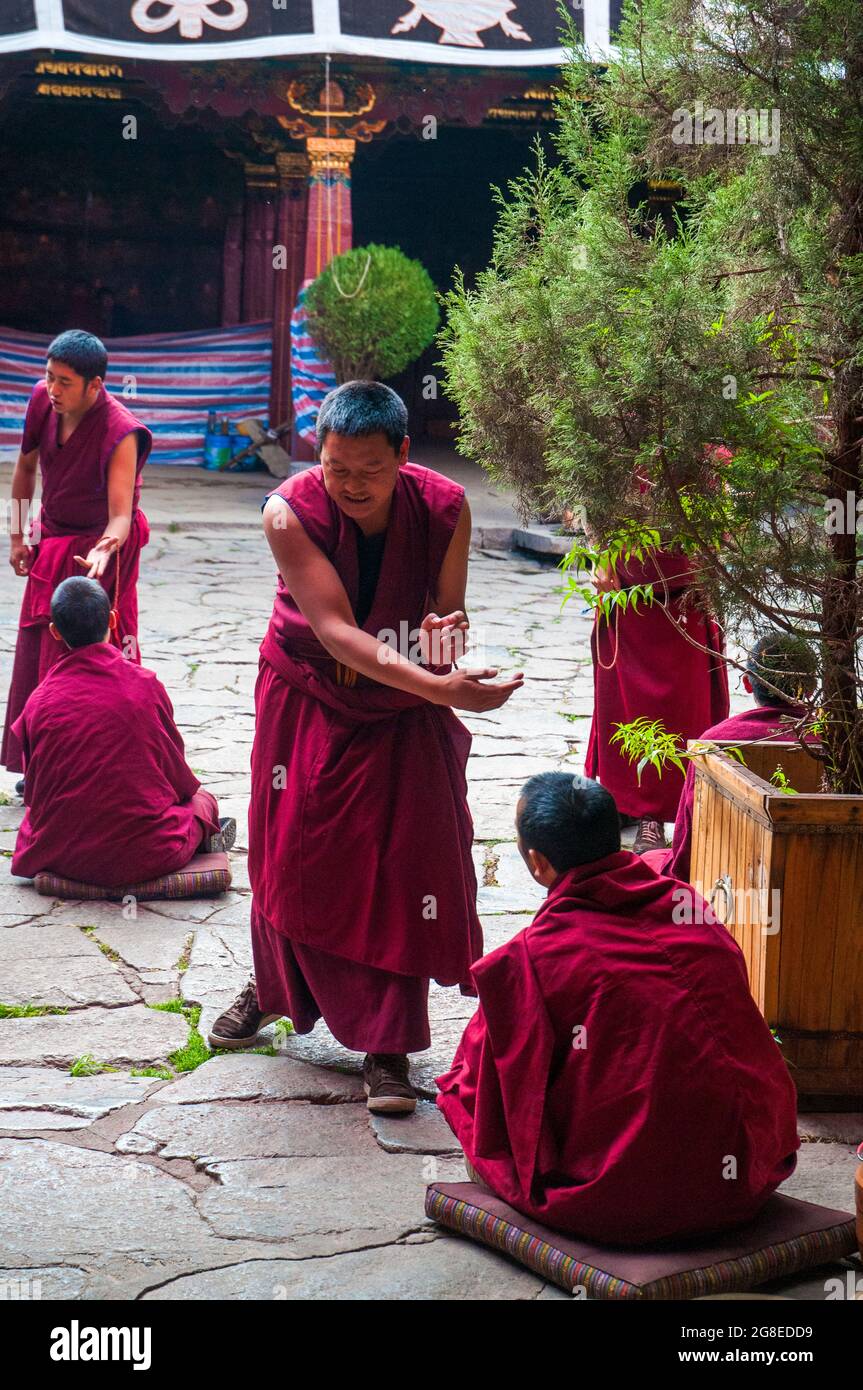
[2,330,151,777]
[209,381,523,1113]
[584,453,731,855]
[584,546,729,854]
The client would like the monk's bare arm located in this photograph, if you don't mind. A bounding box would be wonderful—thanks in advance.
[433,496,470,615]
[419,495,473,662]
[9,447,38,573]
[75,434,138,579]
[263,496,523,712]
[103,434,138,547]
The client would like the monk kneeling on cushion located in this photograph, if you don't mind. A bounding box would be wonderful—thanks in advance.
[11,577,234,887]
[436,772,799,1246]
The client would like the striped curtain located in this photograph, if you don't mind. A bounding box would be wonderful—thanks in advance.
[0,322,272,465]
[290,282,337,446]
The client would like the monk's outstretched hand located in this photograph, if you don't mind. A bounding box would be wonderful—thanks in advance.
[435,667,524,712]
[74,547,111,579]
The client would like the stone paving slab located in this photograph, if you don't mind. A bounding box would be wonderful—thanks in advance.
[0,1067,156,1130]
[181,922,254,1039]
[0,1004,188,1068]
[778,1141,858,1211]
[0,1138,276,1300]
[369,1099,462,1155]
[0,884,55,919]
[196,1151,468,1253]
[117,1099,373,1165]
[141,1237,566,1301]
[88,921,192,998]
[0,924,138,1009]
[154,1053,363,1105]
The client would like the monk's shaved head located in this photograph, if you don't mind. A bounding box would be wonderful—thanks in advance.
[51,577,111,648]
[747,632,817,707]
[317,380,408,456]
[46,329,108,385]
[517,772,621,874]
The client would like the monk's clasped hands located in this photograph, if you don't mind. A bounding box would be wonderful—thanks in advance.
[592,564,621,594]
[420,610,470,666]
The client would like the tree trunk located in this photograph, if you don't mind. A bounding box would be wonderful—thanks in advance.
[821,73,863,792]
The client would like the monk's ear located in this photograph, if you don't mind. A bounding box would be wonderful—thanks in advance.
[527,847,547,882]
[107,609,119,633]
[742,673,752,694]
[48,621,63,645]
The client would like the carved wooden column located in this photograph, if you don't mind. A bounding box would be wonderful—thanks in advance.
[291,135,356,460]
[240,162,277,323]
[303,136,356,279]
[221,205,243,327]
[270,151,309,428]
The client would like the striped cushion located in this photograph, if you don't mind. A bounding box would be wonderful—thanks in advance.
[425,1182,857,1300]
[33,852,231,902]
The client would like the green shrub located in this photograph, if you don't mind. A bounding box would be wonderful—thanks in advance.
[305,243,439,383]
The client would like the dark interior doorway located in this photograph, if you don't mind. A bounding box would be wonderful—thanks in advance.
[352,123,555,434]
[0,97,241,336]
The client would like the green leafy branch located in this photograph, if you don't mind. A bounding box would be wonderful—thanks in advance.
[610,717,746,785]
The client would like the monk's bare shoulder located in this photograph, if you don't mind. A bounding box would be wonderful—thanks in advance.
[263,493,305,542]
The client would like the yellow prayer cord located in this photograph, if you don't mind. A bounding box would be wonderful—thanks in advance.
[594,604,622,671]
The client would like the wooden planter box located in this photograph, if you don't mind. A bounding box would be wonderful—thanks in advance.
[689,742,863,1108]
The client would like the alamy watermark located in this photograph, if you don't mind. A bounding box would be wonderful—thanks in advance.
[671,101,780,156]
[672,882,781,934]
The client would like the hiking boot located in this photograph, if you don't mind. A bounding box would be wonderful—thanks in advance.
[633,818,667,854]
[363,1053,417,1115]
[207,817,237,853]
[207,811,237,856]
[207,979,280,1049]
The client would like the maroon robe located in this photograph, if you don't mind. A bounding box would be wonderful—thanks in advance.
[437,851,799,1246]
[644,702,806,882]
[584,550,730,821]
[1,379,151,772]
[12,643,219,886]
[249,462,481,1054]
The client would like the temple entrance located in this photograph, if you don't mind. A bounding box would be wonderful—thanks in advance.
[0,96,241,335]
[353,122,548,433]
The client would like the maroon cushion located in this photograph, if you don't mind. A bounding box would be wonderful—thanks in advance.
[425,1181,857,1299]
[33,852,232,901]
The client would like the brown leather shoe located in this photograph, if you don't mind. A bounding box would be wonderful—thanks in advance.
[207,979,280,1049]
[633,818,667,854]
[363,1053,417,1115]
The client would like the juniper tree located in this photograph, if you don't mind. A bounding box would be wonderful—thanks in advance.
[439,0,863,792]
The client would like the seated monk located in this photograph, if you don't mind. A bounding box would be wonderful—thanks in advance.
[11,577,233,887]
[646,631,818,882]
[436,772,799,1246]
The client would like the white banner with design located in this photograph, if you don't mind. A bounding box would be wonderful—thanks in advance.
[0,0,618,64]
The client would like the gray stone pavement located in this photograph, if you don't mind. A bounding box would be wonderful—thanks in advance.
[0,476,860,1301]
